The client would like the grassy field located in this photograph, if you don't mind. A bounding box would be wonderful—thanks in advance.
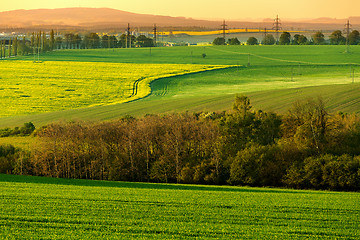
[0,174,359,239]
[1,83,360,129]
[12,45,360,66]
[0,45,359,127]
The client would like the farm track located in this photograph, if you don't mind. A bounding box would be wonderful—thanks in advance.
[128,77,144,98]
[128,66,236,101]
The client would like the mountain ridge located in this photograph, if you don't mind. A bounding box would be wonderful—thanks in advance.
[0,8,359,30]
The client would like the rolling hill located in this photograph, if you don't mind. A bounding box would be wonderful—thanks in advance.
[0,8,358,30]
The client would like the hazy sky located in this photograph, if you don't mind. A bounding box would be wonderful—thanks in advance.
[1,0,358,20]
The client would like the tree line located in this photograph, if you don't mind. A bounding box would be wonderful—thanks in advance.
[0,30,155,59]
[213,30,360,45]
[1,96,360,191]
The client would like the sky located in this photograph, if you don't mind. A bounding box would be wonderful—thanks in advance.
[1,0,359,20]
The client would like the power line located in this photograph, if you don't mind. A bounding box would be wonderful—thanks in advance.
[273,15,282,44]
[153,24,157,47]
[344,20,352,53]
[127,23,131,48]
[264,27,267,38]
[221,20,228,43]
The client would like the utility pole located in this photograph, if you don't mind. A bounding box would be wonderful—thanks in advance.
[273,15,282,44]
[127,23,131,48]
[344,20,352,53]
[8,39,12,58]
[221,20,227,44]
[153,24,157,47]
[350,65,355,83]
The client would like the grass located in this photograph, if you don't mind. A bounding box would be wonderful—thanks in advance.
[12,45,360,66]
[150,65,355,99]
[1,82,360,129]
[0,136,34,150]
[0,174,359,239]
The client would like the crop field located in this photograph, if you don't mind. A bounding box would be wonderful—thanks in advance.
[1,45,360,127]
[13,45,360,66]
[0,174,359,239]
[0,60,228,117]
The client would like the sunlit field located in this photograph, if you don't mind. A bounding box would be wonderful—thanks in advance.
[0,60,228,116]
[1,174,359,239]
[1,45,359,126]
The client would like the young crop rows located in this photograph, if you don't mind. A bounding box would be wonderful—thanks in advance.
[0,175,359,239]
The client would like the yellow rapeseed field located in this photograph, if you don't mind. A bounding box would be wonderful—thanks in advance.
[0,61,228,116]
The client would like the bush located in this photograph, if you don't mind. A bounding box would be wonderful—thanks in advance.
[0,122,35,137]
[230,144,282,186]
[290,154,360,190]
[247,37,258,45]
[213,37,225,45]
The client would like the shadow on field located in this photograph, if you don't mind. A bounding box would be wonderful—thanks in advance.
[0,174,325,194]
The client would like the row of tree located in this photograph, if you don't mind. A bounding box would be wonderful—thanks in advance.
[213,30,360,45]
[0,30,156,58]
[1,96,360,191]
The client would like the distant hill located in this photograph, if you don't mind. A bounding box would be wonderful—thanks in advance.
[0,8,358,31]
[0,8,221,29]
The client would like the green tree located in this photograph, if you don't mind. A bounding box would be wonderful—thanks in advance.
[348,30,360,45]
[13,37,18,56]
[101,35,110,48]
[282,97,328,153]
[73,34,82,49]
[8,39,12,58]
[247,37,258,45]
[55,36,63,49]
[230,144,281,186]
[118,34,127,48]
[293,34,308,45]
[262,34,275,45]
[50,29,55,50]
[18,37,31,55]
[136,35,154,47]
[312,31,325,45]
[42,32,49,52]
[0,41,3,59]
[64,33,75,49]
[228,37,240,45]
[84,33,100,49]
[213,37,225,45]
[118,34,136,48]
[109,36,118,48]
[329,30,346,45]
[279,32,291,45]
[219,95,258,160]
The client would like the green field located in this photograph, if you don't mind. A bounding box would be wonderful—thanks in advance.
[1,45,360,127]
[1,174,359,239]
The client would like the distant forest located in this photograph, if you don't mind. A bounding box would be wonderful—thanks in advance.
[214,30,360,45]
[1,96,360,191]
